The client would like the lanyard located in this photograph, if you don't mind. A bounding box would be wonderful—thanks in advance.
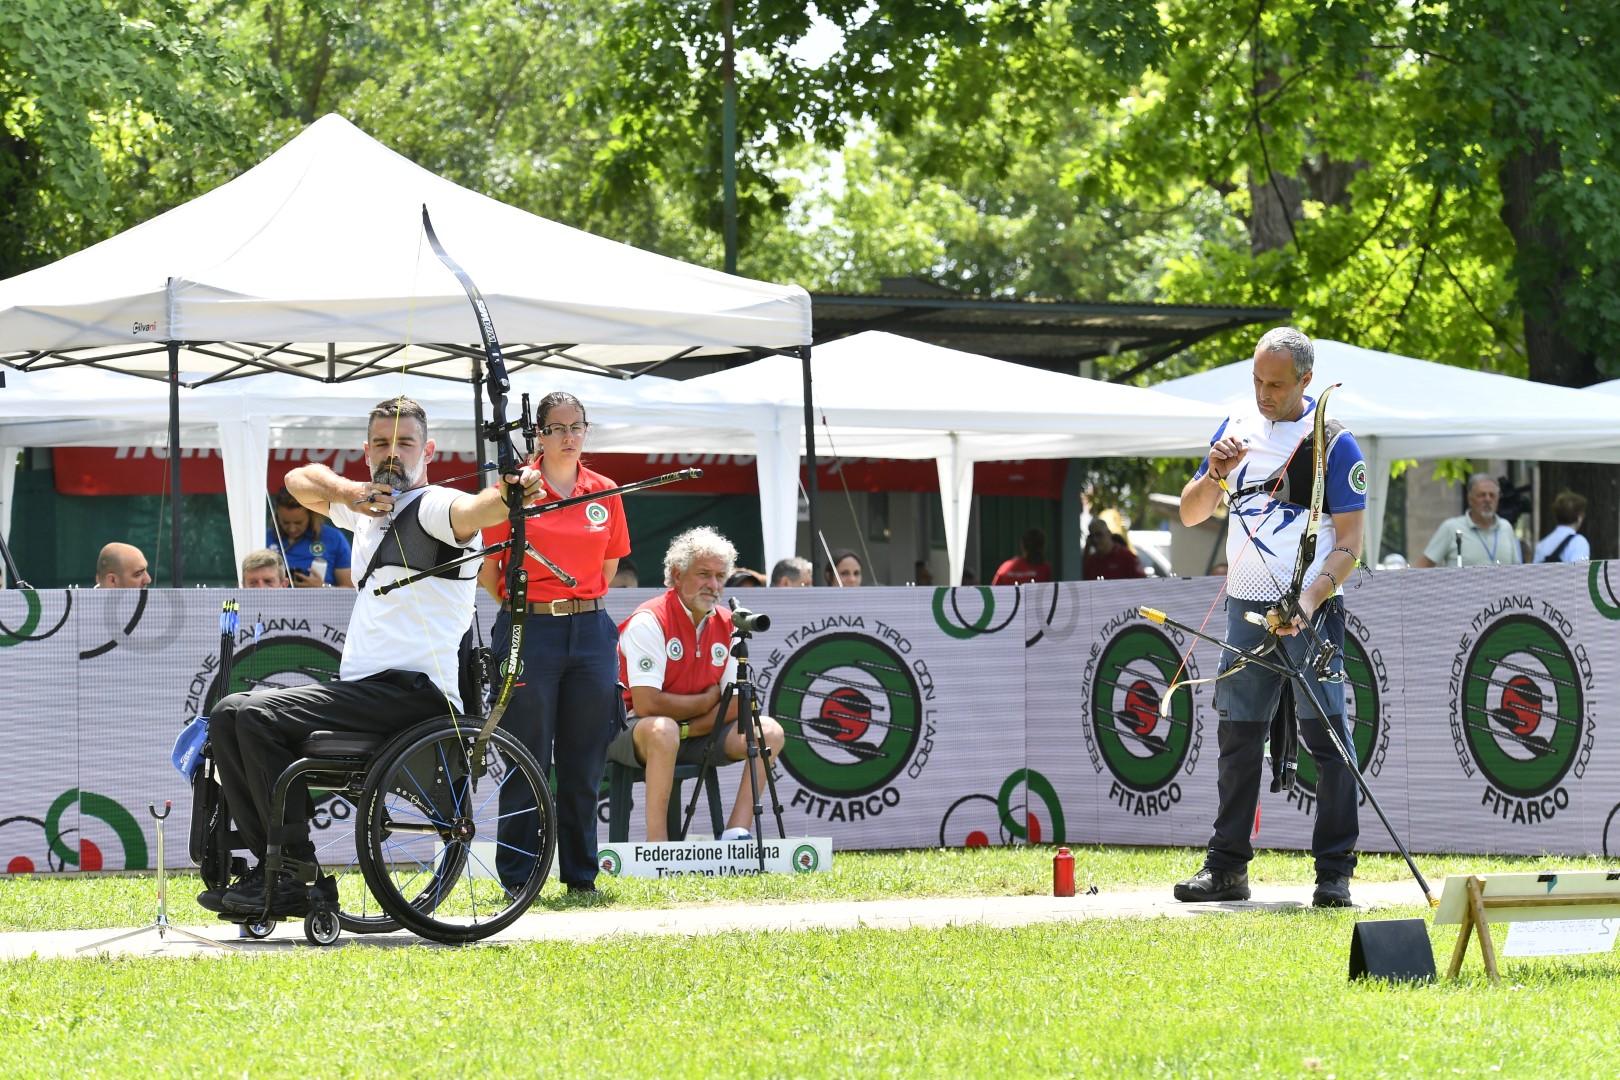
[1471,523,1502,564]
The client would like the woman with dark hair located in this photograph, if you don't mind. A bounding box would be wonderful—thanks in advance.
[478,391,630,895]
[268,486,354,587]
[824,548,864,587]
[992,528,1055,585]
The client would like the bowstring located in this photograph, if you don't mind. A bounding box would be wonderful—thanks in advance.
[377,221,465,737]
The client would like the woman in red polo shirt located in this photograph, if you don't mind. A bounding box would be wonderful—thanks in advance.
[479,391,630,894]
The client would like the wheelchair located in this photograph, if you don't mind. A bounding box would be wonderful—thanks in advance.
[191,713,557,946]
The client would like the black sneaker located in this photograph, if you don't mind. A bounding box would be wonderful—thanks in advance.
[565,882,599,895]
[200,864,262,913]
[1312,871,1353,908]
[224,868,323,916]
[1173,866,1251,903]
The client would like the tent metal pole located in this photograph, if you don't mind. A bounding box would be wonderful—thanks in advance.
[167,340,183,587]
[801,344,818,583]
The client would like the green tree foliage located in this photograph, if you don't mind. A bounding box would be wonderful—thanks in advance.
[0,0,247,275]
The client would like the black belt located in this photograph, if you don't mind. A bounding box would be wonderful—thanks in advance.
[504,597,607,616]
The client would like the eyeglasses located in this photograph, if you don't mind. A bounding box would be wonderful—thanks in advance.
[539,422,590,439]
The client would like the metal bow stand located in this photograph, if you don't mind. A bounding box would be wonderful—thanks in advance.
[78,801,237,954]
[683,599,786,872]
[1139,604,1437,907]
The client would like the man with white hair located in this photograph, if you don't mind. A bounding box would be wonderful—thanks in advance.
[608,526,785,841]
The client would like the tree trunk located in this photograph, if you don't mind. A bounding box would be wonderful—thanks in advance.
[1498,134,1619,559]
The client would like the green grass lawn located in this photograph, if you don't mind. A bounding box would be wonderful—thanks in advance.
[5,846,1620,1078]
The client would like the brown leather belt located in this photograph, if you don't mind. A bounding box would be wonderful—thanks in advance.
[504,597,607,616]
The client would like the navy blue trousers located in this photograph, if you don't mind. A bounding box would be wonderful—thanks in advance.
[1206,597,1359,877]
[492,607,620,888]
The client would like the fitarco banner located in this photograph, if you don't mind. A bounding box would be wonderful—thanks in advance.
[5,562,1620,874]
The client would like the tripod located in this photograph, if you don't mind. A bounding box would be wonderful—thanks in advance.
[77,801,237,954]
[683,601,785,871]
[1140,604,1438,907]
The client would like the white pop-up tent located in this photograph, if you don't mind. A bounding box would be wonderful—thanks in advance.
[0,364,787,577]
[0,114,812,581]
[1155,340,1620,562]
[686,331,1228,584]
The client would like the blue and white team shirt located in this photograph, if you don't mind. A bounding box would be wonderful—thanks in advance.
[1193,395,1368,603]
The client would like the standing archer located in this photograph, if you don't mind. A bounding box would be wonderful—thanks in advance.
[1173,328,1368,908]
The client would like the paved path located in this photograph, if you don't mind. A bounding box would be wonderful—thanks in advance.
[1,880,1430,961]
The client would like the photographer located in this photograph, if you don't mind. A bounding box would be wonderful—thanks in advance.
[1413,474,1525,567]
[608,527,784,841]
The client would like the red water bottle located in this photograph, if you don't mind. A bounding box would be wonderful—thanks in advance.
[1053,847,1075,897]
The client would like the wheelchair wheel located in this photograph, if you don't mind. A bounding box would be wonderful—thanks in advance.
[241,919,276,939]
[304,907,342,946]
[357,717,554,944]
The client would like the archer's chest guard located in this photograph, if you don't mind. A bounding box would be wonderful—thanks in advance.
[357,493,479,590]
[1235,418,1347,510]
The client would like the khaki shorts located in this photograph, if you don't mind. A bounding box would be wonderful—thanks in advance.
[606,715,738,770]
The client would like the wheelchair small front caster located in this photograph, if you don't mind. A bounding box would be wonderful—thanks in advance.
[241,919,277,939]
[304,907,341,946]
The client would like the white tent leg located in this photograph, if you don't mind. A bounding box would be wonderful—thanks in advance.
[1362,436,1388,565]
[754,409,800,569]
[217,418,270,584]
[937,435,972,587]
[0,445,17,586]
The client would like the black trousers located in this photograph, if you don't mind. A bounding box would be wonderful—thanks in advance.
[208,670,449,860]
[1205,597,1359,878]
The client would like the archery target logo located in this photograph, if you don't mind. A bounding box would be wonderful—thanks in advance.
[1589,562,1620,621]
[585,502,609,526]
[1292,614,1386,796]
[1087,622,1196,795]
[1458,613,1587,803]
[598,849,623,876]
[637,656,655,672]
[2,790,149,873]
[769,632,922,797]
[667,638,684,662]
[792,844,820,872]
[1350,460,1368,495]
[710,642,728,666]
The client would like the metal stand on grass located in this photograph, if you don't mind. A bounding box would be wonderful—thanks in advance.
[77,801,237,954]
[683,600,786,872]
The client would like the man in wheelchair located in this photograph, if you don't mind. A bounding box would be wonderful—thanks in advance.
[199,397,541,917]
[606,527,785,841]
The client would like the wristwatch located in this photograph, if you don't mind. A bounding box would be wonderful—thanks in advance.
[678,722,690,741]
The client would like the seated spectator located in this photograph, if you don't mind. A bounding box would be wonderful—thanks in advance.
[770,556,812,587]
[610,557,640,589]
[269,487,354,587]
[992,528,1055,585]
[94,542,151,589]
[1412,474,1522,567]
[241,548,289,588]
[1083,519,1146,581]
[913,560,935,586]
[608,527,786,841]
[726,568,766,588]
[1535,491,1590,563]
[824,548,865,587]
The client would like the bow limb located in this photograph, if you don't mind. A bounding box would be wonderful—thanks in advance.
[421,206,531,748]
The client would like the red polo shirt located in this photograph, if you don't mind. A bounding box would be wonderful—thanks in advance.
[481,464,630,602]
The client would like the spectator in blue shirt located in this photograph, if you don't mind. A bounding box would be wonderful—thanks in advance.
[267,487,353,587]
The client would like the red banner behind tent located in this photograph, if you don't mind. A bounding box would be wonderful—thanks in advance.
[52,448,1067,499]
